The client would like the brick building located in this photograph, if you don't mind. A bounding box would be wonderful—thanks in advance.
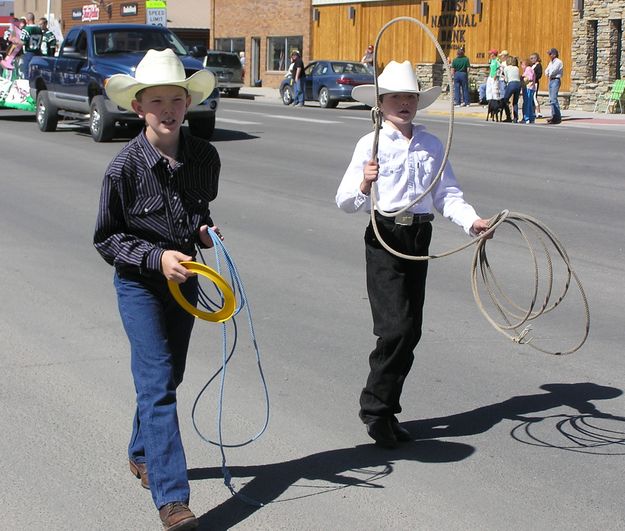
[212,0,311,87]
[59,1,211,49]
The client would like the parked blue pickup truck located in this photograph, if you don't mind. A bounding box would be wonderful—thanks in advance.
[29,23,219,142]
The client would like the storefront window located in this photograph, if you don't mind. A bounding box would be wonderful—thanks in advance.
[267,36,303,72]
[215,37,245,56]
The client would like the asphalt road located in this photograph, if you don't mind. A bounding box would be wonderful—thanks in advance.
[1,99,624,531]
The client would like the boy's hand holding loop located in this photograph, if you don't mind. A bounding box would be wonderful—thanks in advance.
[360,159,379,196]
[162,250,194,283]
[199,224,224,248]
[472,218,495,239]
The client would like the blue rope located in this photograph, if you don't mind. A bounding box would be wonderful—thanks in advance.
[191,228,269,507]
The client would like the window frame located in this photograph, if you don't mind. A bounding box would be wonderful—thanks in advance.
[266,35,303,73]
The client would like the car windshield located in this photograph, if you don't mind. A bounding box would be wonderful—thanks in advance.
[331,62,370,74]
[93,29,189,56]
[204,53,241,69]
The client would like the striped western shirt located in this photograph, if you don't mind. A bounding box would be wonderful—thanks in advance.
[94,130,220,276]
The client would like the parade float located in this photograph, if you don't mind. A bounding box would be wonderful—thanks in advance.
[0,18,36,112]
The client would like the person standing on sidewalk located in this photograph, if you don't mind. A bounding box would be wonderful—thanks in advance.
[485,49,500,101]
[290,50,306,106]
[530,53,543,118]
[521,57,536,124]
[545,48,563,124]
[451,47,471,107]
[361,44,375,70]
[502,56,521,123]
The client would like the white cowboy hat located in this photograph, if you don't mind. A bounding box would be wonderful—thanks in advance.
[105,48,215,111]
[351,60,441,110]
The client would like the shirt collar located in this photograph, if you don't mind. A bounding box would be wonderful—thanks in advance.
[136,130,164,169]
[380,122,425,142]
[135,129,195,169]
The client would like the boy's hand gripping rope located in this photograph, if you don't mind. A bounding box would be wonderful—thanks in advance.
[368,16,589,355]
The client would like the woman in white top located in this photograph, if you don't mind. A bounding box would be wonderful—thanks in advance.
[502,56,521,122]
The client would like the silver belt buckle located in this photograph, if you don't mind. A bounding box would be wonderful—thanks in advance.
[394,212,413,226]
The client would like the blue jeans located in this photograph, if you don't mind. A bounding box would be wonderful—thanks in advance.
[453,71,470,105]
[114,271,198,509]
[523,88,536,123]
[503,81,521,121]
[548,78,561,120]
[478,82,487,103]
[19,52,36,79]
[293,78,305,105]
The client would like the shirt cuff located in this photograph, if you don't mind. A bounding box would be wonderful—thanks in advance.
[354,191,368,210]
[144,246,166,273]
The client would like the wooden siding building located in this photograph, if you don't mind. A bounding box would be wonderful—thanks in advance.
[311,0,624,110]
[312,0,573,93]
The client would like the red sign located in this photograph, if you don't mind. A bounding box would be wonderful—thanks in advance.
[82,4,100,22]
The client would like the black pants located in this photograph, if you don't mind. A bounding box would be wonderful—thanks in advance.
[359,215,432,423]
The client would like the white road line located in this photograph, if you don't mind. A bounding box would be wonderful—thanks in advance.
[216,117,262,125]
[223,108,342,124]
[271,115,342,124]
[340,116,373,121]
[224,109,277,116]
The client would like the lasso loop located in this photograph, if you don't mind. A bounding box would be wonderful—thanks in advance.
[366,17,589,355]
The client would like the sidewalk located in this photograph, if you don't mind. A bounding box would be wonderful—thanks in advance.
[238,86,625,128]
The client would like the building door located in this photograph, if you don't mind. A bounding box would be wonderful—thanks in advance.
[251,37,260,86]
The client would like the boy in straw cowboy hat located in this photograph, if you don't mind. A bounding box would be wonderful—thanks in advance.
[94,48,221,530]
[336,60,493,448]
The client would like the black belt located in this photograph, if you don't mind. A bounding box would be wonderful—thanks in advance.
[375,211,434,226]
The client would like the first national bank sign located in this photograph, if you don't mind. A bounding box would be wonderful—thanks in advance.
[311,0,483,51]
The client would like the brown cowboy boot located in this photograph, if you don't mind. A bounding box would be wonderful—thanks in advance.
[128,459,149,489]
[158,502,198,530]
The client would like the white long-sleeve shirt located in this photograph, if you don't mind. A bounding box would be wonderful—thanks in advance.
[335,123,479,235]
[545,57,563,80]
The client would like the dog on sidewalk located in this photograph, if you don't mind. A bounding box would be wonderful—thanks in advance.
[486,99,505,122]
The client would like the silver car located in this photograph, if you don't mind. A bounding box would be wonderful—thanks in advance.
[203,51,244,97]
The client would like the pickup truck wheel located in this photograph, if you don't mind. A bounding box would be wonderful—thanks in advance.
[36,90,58,132]
[90,95,115,142]
[226,88,240,98]
[187,114,216,140]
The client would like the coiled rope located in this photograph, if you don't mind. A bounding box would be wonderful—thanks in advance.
[367,16,589,355]
[187,229,269,506]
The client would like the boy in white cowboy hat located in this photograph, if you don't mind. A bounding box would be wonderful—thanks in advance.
[336,60,493,448]
[94,48,221,530]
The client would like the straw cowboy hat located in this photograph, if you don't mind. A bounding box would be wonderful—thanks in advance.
[351,60,441,110]
[105,48,215,111]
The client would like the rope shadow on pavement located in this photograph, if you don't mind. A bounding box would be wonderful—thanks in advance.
[189,438,474,530]
[405,382,622,440]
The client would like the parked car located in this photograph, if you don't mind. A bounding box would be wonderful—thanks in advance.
[28,24,220,142]
[279,60,374,108]
[202,50,243,97]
